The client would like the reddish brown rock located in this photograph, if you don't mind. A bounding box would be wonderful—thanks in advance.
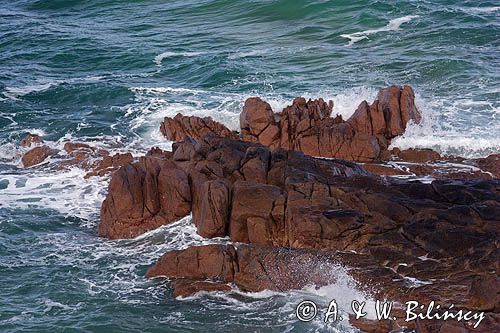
[395,148,441,163]
[160,113,238,142]
[472,154,500,178]
[191,179,231,238]
[99,151,191,239]
[63,142,93,153]
[146,244,237,281]
[84,152,133,178]
[171,279,232,298]
[20,133,42,148]
[148,244,340,293]
[240,97,278,145]
[57,142,134,178]
[240,85,421,162]
[229,181,286,245]
[158,86,421,162]
[21,145,58,167]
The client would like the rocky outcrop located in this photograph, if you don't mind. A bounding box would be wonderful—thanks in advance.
[148,244,340,292]
[240,86,421,162]
[159,86,421,162]
[148,243,500,332]
[103,136,498,332]
[160,113,238,142]
[99,137,364,239]
[95,85,500,332]
[240,85,421,162]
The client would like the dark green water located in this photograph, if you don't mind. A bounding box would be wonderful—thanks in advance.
[0,1,499,332]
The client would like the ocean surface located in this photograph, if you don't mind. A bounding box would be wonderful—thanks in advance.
[0,0,498,332]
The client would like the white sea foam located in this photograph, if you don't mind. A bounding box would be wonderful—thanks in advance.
[0,167,108,223]
[390,93,500,158]
[153,51,204,66]
[2,76,105,100]
[340,15,419,46]
[228,49,268,60]
[3,83,56,99]
[458,6,500,14]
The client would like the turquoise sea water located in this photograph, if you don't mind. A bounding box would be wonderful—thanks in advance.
[0,1,499,332]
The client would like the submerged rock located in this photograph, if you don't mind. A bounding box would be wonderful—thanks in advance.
[20,133,42,148]
[19,139,133,178]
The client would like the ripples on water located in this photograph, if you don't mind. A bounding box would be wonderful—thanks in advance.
[0,0,498,331]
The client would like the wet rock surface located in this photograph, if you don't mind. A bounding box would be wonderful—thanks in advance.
[20,133,42,148]
[19,135,133,177]
[21,145,58,167]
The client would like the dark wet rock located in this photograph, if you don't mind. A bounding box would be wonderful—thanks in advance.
[362,163,412,176]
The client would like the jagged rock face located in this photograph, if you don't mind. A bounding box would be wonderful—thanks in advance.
[99,154,191,239]
[97,85,500,332]
[99,137,364,239]
[160,113,238,142]
[348,85,421,139]
[100,137,499,255]
[239,85,421,162]
[158,86,421,162]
